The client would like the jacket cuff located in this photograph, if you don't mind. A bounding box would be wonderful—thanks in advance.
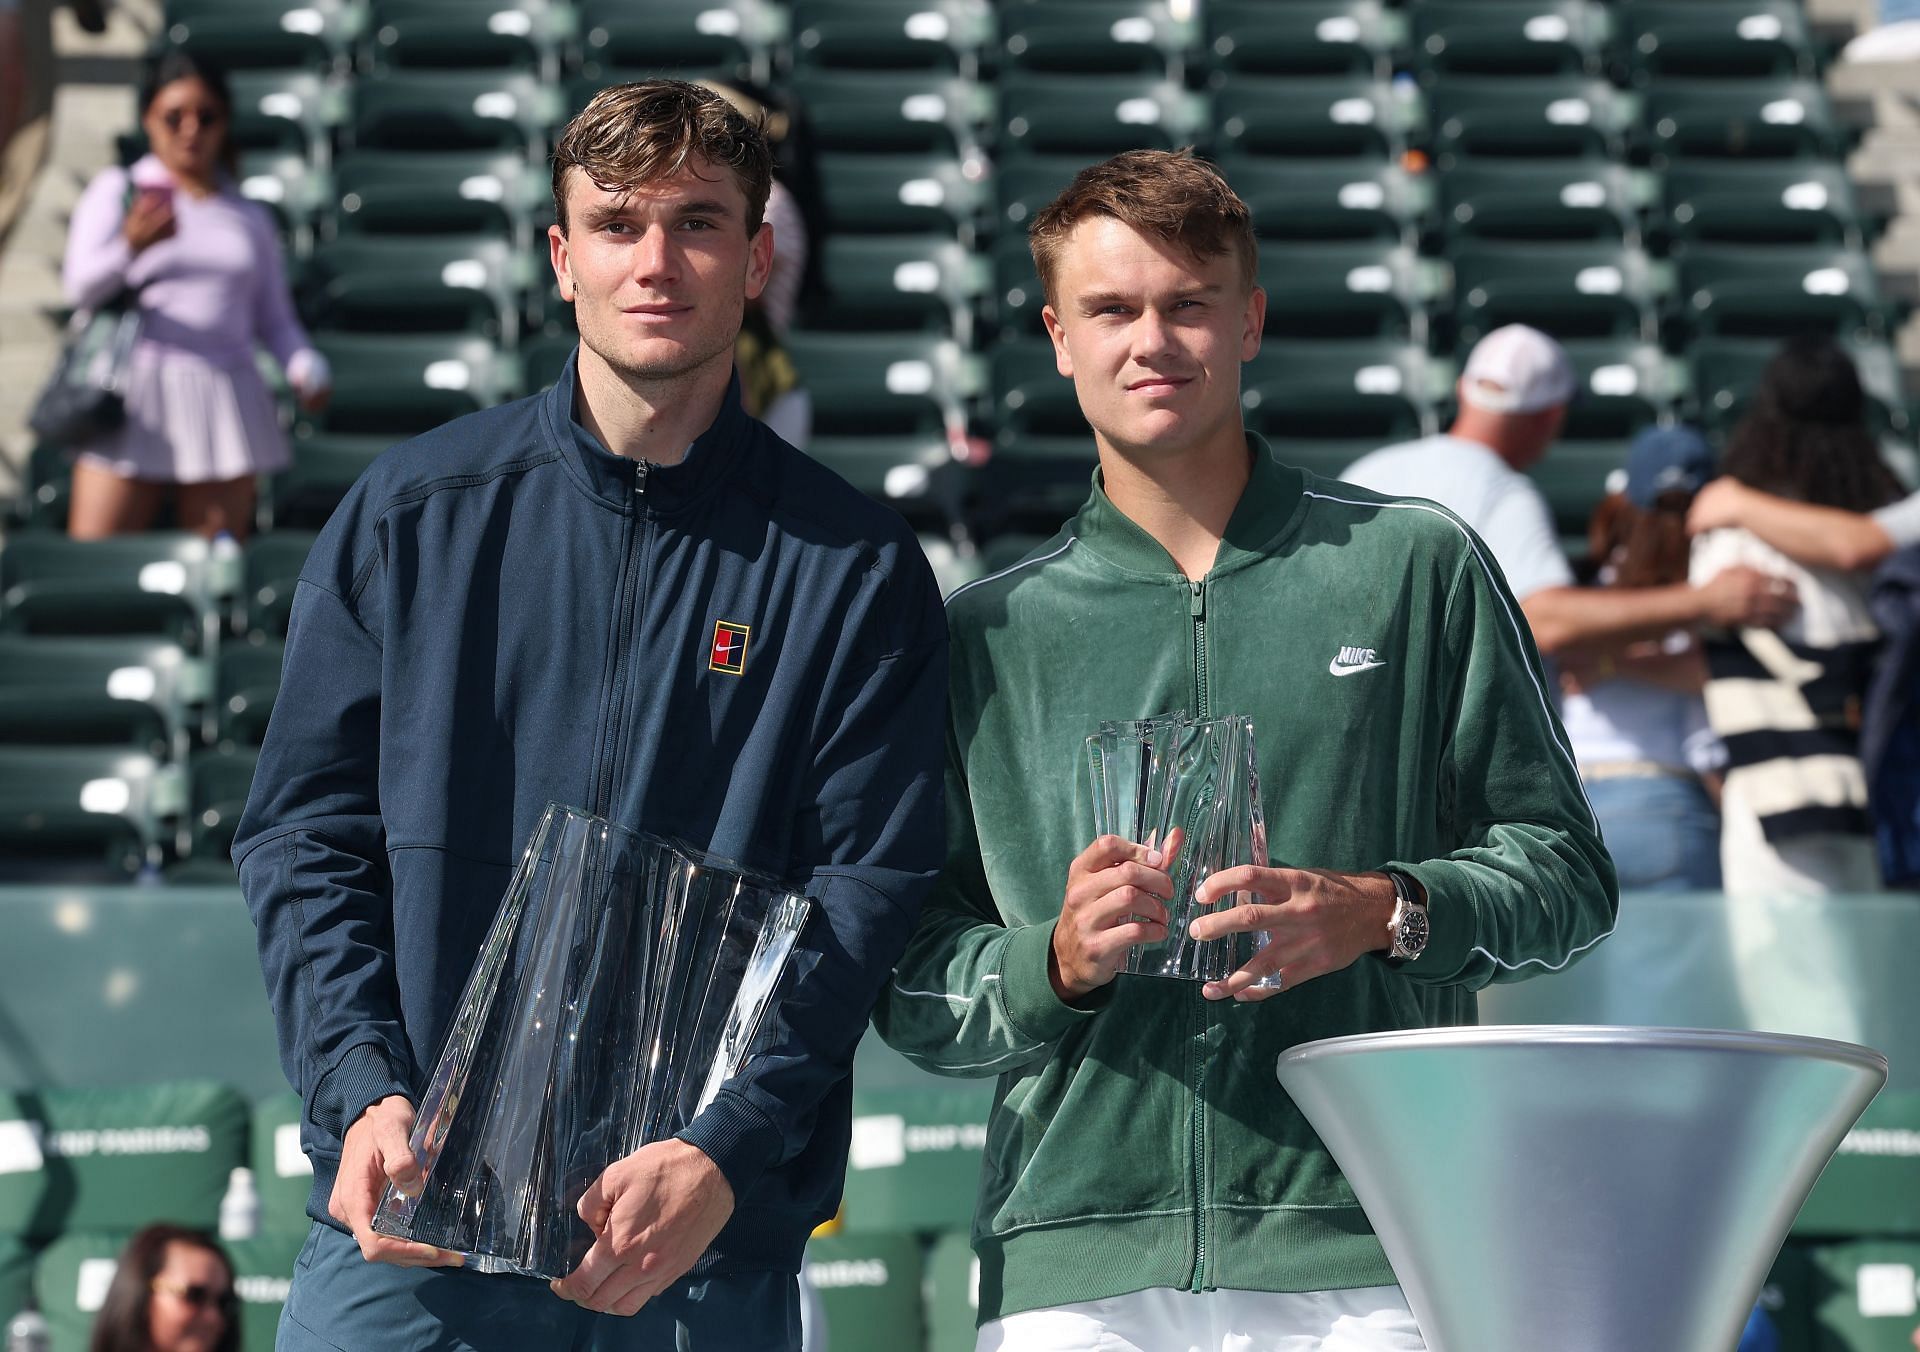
[1384,861,1473,983]
[675,1089,781,1203]
[996,919,1113,1045]
[310,1041,412,1141]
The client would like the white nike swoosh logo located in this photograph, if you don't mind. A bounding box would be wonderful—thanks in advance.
[1329,658,1388,676]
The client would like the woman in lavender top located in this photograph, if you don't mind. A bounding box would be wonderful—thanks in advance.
[60,47,329,539]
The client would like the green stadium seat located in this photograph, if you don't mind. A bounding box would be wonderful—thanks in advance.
[1558,337,1687,437]
[1257,242,1445,340]
[1214,76,1422,159]
[974,440,1097,535]
[1220,155,1430,242]
[1660,161,1860,247]
[1431,77,1635,161]
[0,636,208,758]
[1452,241,1671,342]
[215,644,283,748]
[172,747,258,881]
[802,1233,925,1352]
[789,71,990,154]
[1675,244,1883,340]
[0,533,234,650]
[366,0,576,76]
[990,232,1050,337]
[227,70,346,163]
[806,235,986,338]
[264,433,386,531]
[1240,340,1450,448]
[999,1,1196,75]
[0,746,185,877]
[1438,159,1650,243]
[995,155,1083,235]
[1619,1,1814,82]
[992,340,1085,445]
[788,332,980,440]
[924,1230,978,1352]
[578,0,781,81]
[301,234,536,340]
[1205,1,1404,79]
[332,149,550,243]
[806,438,967,530]
[1690,336,1911,436]
[160,0,362,73]
[0,1082,248,1239]
[351,71,563,155]
[791,0,992,74]
[235,151,332,256]
[8,442,71,532]
[302,334,521,437]
[1413,1,1611,78]
[521,332,577,394]
[1643,80,1838,161]
[243,531,317,639]
[1531,436,1633,536]
[816,153,987,238]
[998,73,1208,158]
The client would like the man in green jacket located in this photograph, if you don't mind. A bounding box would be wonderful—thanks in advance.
[872,150,1618,1350]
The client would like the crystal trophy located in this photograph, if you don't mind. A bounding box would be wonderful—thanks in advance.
[370,803,811,1279]
[1085,713,1273,985]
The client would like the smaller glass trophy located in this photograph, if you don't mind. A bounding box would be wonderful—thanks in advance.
[371,804,811,1279]
[1085,713,1274,985]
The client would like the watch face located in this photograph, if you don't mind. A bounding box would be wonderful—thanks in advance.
[1397,907,1430,958]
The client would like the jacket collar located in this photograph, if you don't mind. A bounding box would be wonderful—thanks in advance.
[1072,431,1308,578]
[541,344,753,515]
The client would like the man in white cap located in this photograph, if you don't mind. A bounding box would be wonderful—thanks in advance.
[1343,324,1795,657]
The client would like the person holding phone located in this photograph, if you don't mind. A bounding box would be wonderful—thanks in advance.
[58,44,329,540]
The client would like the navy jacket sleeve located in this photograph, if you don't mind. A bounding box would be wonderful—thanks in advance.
[232,547,413,1153]
[675,543,948,1201]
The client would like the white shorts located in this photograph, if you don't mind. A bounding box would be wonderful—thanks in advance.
[977,1284,1426,1352]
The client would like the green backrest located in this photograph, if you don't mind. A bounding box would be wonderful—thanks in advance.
[1620,0,1814,81]
[250,1093,314,1240]
[1558,337,1685,437]
[266,434,386,532]
[351,71,560,154]
[215,645,283,749]
[1452,240,1667,342]
[840,1085,992,1236]
[809,235,980,337]
[1431,76,1632,160]
[236,151,334,251]
[803,1232,925,1352]
[1643,80,1837,161]
[242,532,317,640]
[302,234,530,338]
[1222,155,1426,242]
[1439,159,1648,243]
[791,0,991,74]
[227,70,344,161]
[183,749,259,870]
[1214,75,1416,159]
[999,2,1195,76]
[332,150,548,241]
[1690,336,1908,435]
[997,73,1207,157]
[578,0,773,77]
[992,339,1086,441]
[1257,241,1437,340]
[805,438,965,530]
[0,1083,248,1240]
[1412,0,1610,78]
[1675,243,1881,339]
[789,71,988,154]
[0,748,185,878]
[366,0,576,74]
[1206,0,1403,78]
[0,533,224,649]
[1662,160,1859,247]
[0,636,208,755]
[816,154,984,238]
[788,333,975,438]
[305,334,520,436]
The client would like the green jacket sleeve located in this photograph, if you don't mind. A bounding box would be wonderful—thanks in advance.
[872,723,1106,1077]
[1389,543,1620,989]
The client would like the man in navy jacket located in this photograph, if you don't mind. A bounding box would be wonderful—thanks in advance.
[234,80,946,1350]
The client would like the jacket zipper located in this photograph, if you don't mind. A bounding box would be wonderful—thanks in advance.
[1188,576,1211,1293]
[592,460,650,816]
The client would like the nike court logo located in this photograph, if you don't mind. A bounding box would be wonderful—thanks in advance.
[1329,645,1386,676]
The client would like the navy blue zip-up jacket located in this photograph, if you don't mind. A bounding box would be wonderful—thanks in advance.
[233,352,947,1274]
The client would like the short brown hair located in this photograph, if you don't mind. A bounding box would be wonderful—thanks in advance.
[551,79,773,234]
[1028,149,1257,305]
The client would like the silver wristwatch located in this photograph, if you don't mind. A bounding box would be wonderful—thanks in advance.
[1384,869,1429,963]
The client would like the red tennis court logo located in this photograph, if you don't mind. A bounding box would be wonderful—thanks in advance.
[709,620,751,675]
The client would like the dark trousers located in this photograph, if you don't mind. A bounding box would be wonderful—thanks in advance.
[277,1221,801,1351]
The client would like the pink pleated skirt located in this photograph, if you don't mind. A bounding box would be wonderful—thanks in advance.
[75,338,292,485]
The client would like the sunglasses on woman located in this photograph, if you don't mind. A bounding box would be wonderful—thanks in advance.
[151,1277,238,1314]
[160,105,226,132]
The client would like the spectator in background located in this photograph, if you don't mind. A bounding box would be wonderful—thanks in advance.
[59,45,329,541]
[90,1224,238,1352]
[1688,470,1920,574]
[1342,325,1796,661]
[1562,426,1725,891]
[700,77,825,448]
[1691,336,1905,895]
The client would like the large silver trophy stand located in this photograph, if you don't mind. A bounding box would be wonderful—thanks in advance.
[1276,1026,1887,1352]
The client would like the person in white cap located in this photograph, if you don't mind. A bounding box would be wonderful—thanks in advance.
[1342,324,1796,659]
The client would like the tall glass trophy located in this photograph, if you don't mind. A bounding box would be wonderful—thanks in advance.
[1085,712,1273,985]
[371,804,811,1279]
